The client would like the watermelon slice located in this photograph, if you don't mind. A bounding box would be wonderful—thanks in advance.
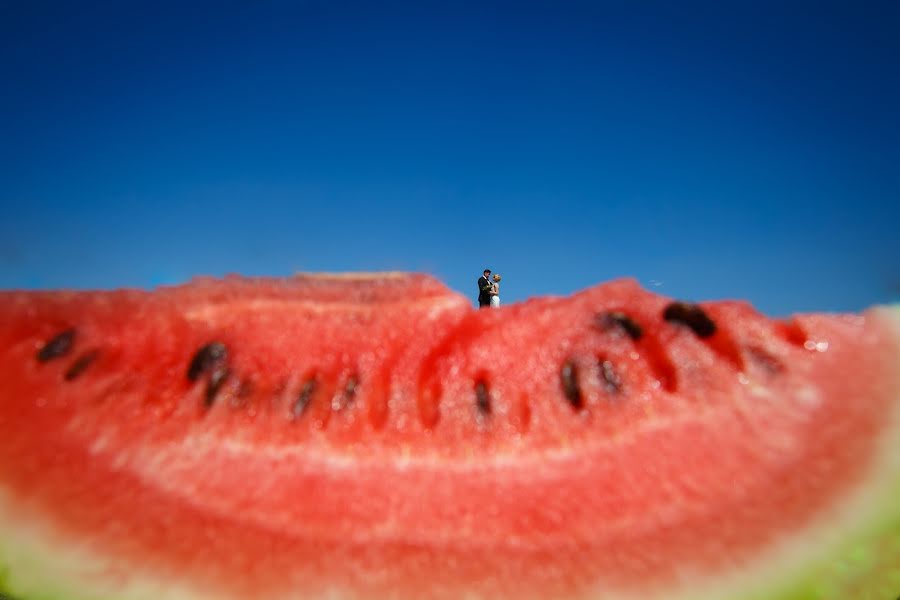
[0,273,897,600]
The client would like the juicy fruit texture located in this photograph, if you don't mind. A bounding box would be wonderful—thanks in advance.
[0,273,898,600]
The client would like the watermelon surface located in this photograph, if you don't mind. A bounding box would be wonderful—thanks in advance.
[0,273,898,600]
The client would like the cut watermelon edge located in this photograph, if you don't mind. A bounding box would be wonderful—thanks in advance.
[0,307,898,600]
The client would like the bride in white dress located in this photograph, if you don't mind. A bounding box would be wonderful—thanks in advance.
[490,273,501,308]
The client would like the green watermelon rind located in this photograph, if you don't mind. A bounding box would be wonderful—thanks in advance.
[0,308,898,600]
[743,437,900,600]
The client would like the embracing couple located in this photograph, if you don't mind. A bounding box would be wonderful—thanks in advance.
[477,269,502,309]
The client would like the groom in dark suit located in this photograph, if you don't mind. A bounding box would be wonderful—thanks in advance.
[477,269,493,308]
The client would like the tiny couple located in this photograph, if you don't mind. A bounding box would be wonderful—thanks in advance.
[477,268,502,309]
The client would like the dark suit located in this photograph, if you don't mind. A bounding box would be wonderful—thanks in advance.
[477,275,493,308]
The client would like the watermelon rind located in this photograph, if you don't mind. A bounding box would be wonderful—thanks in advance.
[0,307,897,600]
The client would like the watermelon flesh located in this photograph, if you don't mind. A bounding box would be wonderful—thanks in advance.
[0,273,897,599]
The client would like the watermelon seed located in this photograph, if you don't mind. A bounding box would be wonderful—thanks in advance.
[597,312,643,340]
[37,328,76,362]
[293,378,317,418]
[64,349,100,381]
[187,342,228,381]
[598,358,622,394]
[474,378,491,417]
[560,359,583,410]
[663,302,717,338]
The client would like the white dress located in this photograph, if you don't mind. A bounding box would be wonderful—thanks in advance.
[490,283,500,307]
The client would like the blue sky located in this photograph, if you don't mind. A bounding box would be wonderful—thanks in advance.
[1,1,898,315]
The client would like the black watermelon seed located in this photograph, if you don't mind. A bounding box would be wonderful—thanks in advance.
[560,359,583,410]
[37,329,76,362]
[187,342,228,381]
[597,312,643,340]
[293,379,317,418]
[474,379,491,416]
[205,367,230,407]
[599,359,622,394]
[64,350,100,381]
[663,302,717,338]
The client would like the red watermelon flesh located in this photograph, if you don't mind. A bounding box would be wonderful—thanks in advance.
[0,273,898,600]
